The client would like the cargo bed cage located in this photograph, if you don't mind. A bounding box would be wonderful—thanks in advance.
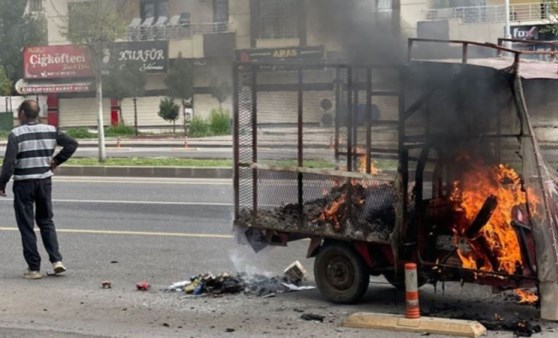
[232,62,403,245]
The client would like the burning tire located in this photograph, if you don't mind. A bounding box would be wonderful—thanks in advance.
[314,242,369,304]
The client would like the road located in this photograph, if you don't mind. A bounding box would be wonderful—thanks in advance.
[0,176,554,337]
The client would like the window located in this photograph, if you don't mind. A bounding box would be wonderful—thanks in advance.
[258,0,299,39]
[376,0,391,11]
[140,0,168,20]
[214,0,229,32]
[29,0,43,12]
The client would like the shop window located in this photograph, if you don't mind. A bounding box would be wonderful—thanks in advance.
[258,0,299,39]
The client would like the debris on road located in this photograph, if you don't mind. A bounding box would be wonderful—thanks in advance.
[164,270,315,298]
[101,280,112,289]
[136,281,150,291]
[300,313,325,322]
[283,260,308,284]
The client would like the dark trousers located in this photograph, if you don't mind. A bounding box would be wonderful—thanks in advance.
[13,178,62,271]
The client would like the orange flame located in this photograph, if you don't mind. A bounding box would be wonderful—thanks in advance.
[355,147,381,175]
[514,289,538,304]
[319,196,345,231]
[451,161,525,274]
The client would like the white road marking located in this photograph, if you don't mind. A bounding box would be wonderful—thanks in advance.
[0,198,232,206]
[0,226,233,239]
[52,176,231,185]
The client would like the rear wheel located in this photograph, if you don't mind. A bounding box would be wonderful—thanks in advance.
[314,243,369,304]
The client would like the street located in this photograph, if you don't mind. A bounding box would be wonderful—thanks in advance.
[0,176,553,337]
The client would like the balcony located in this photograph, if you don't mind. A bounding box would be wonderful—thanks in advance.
[127,14,229,41]
[426,2,553,23]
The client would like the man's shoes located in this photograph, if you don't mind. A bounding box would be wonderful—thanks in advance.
[52,261,66,274]
[23,269,43,280]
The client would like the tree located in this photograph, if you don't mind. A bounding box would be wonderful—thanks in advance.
[0,1,46,93]
[0,66,11,96]
[61,0,129,162]
[103,60,146,129]
[209,78,232,111]
[158,97,180,134]
[164,55,194,132]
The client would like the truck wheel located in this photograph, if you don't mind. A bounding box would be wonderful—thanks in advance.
[314,243,369,304]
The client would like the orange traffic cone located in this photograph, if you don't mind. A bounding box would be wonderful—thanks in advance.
[405,263,420,319]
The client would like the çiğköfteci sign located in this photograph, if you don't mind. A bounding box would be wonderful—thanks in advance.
[23,45,93,79]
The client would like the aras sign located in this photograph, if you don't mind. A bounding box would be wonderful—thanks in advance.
[23,45,93,79]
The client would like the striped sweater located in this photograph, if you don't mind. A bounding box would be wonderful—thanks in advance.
[0,122,78,189]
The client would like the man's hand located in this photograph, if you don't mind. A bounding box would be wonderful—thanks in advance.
[0,189,6,197]
[50,160,58,171]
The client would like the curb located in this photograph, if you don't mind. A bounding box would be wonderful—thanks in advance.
[55,166,233,179]
[343,312,486,337]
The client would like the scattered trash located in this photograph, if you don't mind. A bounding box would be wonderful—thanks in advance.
[165,270,314,298]
[283,260,308,284]
[225,328,235,333]
[300,313,325,322]
[162,323,170,328]
[101,280,112,289]
[281,283,315,292]
[136,281,150,291]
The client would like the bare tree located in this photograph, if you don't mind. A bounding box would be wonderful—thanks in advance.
[60,0,128,162]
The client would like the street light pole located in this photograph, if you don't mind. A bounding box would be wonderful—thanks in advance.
[504,0,511,40]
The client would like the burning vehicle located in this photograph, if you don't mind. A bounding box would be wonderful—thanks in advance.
[232,38,558,320]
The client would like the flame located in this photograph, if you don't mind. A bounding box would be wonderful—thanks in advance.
[355,147,381,175]
[451,160,526,274]
[514,289,538,304]
[319,195,345,231]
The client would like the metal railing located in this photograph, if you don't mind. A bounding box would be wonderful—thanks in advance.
[426,2,553,23]
[128,21,229,41]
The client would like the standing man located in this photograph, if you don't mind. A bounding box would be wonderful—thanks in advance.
[0,100,78,279]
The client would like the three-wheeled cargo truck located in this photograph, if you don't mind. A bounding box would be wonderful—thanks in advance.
[232,38,558,320]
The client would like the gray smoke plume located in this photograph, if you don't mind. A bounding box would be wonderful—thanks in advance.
[312,0,405,64]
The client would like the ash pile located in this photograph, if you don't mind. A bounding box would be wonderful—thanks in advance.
[239,182,396,241]
[165,261,314,297]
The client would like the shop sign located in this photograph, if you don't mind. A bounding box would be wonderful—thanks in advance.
[235,46,324,62]
[15,79,91,94]
[23,45,93,79]
[104,40,168,73]
[510,24,558,41]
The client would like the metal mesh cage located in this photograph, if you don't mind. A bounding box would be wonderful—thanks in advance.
[233,63,399,244]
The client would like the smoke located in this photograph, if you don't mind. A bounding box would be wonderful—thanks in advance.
[312,0,405,64]
[228,241,275,278]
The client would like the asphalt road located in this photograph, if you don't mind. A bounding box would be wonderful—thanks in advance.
[0,176,554,337]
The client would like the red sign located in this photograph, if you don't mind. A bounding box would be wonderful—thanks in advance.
[23,45,93,79]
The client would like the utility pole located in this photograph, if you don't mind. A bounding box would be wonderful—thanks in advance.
[504,0,511,44]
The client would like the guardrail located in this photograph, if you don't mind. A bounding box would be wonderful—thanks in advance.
[426,2,553,23]
[128,21,229,41]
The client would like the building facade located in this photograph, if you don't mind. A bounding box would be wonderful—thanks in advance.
[25,0,430,130]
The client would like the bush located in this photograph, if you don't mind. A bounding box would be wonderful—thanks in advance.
[188,116,211,137]
[209,108,230,135]
[105,124,136,137]
[65,127,94,138]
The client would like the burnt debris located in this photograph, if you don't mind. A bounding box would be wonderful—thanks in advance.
[238,182,395,243]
